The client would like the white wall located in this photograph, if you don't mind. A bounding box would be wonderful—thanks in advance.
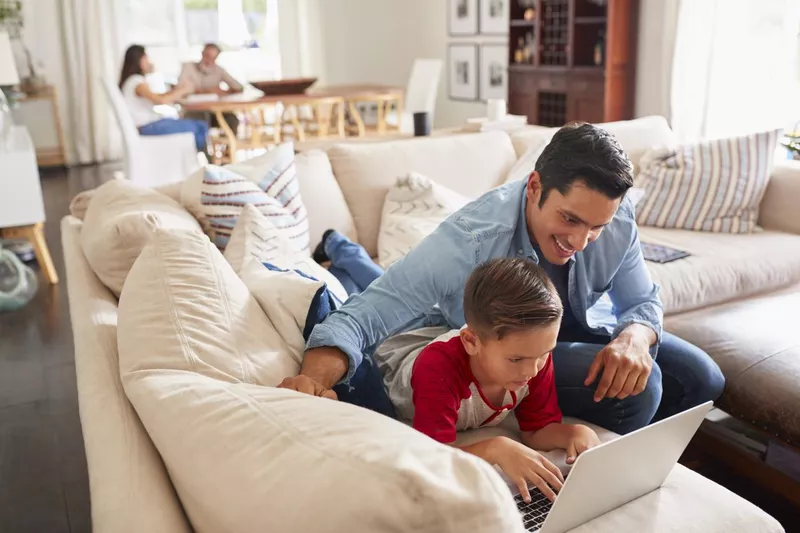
[293,0,494,128]
[290,0,679,128]
[634,0,680,120]
[17,0,73,163]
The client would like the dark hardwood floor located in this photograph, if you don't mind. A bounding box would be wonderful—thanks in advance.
[0,164,114,533]
[0,163,798,533]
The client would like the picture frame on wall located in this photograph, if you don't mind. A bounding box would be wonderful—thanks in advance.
[448,44,479,101]
[479,44,508,101]
[479,0,509,35]
[448,0,478,36]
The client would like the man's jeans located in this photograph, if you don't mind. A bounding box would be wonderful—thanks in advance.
[551,325,725,434]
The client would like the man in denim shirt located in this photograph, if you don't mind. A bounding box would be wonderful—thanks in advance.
[279,124,725,434]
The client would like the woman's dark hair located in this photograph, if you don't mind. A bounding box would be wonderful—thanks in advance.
[534,122,634,207]
[463,258,563,341]
[119,44,146,89]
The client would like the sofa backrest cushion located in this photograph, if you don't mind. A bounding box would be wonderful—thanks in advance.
[509,116,679,173]
[328,131,517,256]
[80,179,203,296]
[294,149,359,246]
[117,229,524,533]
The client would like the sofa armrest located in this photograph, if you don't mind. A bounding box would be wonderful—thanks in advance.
[759,160,800,235]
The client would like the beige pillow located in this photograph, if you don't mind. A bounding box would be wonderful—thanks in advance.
[68,180,187,221]
[328,131,517,256]
[117,229,522,533]
[294,149,358,246]
[504,132,553,184]
[225,204,349,303]
[80,179,202,296]
[378,173,470,268]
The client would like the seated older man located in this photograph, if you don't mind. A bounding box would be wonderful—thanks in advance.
[180,42,243,135]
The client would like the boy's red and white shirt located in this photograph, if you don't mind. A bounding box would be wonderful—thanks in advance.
[384,329,562,444]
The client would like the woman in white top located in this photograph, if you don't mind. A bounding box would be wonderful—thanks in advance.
[118,45,209,151]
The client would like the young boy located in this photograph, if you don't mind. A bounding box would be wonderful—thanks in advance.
[386,258,600,503]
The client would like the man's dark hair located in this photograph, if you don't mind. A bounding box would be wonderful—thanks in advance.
[463,258,562,341]
[534,122,634,207]
[203,43,222,54]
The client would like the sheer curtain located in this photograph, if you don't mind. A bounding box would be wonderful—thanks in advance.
[60,0,123,164]
[670,0,800,142]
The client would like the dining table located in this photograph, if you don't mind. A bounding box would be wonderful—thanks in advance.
[181,83,404,131]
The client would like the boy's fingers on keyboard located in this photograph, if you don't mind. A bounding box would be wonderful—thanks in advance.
[534,464,563,495]
[541,456,565,483]
[516,478,532,503]
[528,473,557,502]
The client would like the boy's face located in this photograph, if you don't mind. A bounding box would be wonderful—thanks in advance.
[461,324,560,391]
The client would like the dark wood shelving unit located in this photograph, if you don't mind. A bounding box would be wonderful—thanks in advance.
[507,0,639,127]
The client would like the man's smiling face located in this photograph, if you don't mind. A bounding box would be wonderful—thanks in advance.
[525,172,621,265]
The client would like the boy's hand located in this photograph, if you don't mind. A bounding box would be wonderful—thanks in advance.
[490,437,564,503]
[565,425,601,465]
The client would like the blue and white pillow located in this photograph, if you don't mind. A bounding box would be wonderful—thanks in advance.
[636,130,780,233]
[181,143,309,252]
[239,257,339,364]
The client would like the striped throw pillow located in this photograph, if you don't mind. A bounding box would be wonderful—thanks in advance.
[635,130,780,233]
[181,144,309,252]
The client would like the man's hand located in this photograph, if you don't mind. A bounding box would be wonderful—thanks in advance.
[276,347,349,399]
[277,375,337,400]
[584,324,656,402]
[564,425,601,465]
[488,437,564,503]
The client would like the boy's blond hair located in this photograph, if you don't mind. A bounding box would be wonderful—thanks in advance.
[463,258,563,340]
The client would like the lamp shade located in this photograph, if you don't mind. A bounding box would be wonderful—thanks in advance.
[0,32,20,86]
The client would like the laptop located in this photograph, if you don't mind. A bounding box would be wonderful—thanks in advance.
[512,401,713,532]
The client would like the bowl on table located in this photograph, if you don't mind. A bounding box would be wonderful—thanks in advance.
[249,77,318,96]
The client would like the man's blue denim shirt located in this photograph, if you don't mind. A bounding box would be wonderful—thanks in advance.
[307,180,663,383]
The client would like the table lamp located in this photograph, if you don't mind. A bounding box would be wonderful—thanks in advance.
[0,31,21,145]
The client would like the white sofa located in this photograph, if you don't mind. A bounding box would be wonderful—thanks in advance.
[62,116,794,532]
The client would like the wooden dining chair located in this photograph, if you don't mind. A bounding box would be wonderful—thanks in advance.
[346,93,404,137]
[286,96,346,140]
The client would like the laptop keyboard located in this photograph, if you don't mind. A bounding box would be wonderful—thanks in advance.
[515,489,553,532]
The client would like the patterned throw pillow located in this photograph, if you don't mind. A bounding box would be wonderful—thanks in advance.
[225,204,348,304]
[635,130,780,233]
[378,172,470,268]
[181,143,309,252]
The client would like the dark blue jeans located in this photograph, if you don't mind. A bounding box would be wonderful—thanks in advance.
[324,230,384,295]
[551,325,725,434]
[138,118,209,152]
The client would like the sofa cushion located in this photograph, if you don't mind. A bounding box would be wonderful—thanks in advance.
[224,204,348,303]
[665,288,800,445]
[640,226,800,315]
[378,173,470,268]
[61,217,191,533]
[504,131,553,184]
[636,130,780,234]
[181,144,309,252]
[328,131,517,256]
[80,179,203,296]
[509,116,678,172]
[294,149,358,247]
[117,229,524,533]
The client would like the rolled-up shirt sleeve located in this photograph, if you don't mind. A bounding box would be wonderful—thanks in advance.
[306,217,477,383]
[608,224,664,351]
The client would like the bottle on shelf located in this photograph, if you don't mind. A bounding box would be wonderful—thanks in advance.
[593,30,606,66]
[514,37,525,64]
